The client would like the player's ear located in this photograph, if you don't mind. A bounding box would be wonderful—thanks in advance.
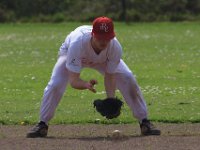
[92,33,98,40]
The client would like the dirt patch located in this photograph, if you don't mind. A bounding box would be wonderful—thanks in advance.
[0,123,200,150]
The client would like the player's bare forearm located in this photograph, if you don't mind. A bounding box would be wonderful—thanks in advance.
[70,78,88,89]
[104,72,116,98]
[68,70,97,93]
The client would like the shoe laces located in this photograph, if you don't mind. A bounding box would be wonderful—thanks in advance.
[32,122,47,131]
[141,119,155,129]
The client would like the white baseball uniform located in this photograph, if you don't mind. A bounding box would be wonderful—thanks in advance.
[40,25,148,123]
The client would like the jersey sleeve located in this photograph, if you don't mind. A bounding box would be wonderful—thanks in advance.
[106,39,122,73]
[59,32,72,55]
[66,43,82,73]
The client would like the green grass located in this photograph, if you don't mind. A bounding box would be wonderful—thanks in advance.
[0,22,199,125]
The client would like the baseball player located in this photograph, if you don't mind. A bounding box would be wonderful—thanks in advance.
[26,16,160,138]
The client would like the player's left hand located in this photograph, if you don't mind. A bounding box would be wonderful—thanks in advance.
[93,97,123,119]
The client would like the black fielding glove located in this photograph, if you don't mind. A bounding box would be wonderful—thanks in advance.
[93,97,123,119]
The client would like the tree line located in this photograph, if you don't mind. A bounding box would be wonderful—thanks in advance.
[0,0,200,22]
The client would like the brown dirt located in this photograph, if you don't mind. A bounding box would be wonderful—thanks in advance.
[0,123,200,150]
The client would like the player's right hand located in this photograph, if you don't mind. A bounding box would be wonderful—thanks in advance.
[85,79,98,93]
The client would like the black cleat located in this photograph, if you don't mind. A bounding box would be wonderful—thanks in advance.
[26,121,48,138]
[140,119,161,136]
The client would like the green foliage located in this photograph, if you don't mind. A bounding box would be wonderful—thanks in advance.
[1,0,200,22]
[0,22,199,125]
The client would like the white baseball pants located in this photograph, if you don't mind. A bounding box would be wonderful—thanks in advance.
[40,55,148,123]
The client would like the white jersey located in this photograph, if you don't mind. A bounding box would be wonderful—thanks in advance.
[59,25,122,73]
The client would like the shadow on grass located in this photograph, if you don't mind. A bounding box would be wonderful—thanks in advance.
[45,135,142,141]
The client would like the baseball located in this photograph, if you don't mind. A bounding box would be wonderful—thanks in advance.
[111,130,122,139]
[21,121,25,125]
[94,118,101,123]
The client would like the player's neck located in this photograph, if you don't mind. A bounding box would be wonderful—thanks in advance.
[91,38,102,55]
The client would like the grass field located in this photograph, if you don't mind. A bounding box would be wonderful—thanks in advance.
[0,22,199,125]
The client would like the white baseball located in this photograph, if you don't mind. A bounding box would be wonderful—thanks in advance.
[95,118,100,123]
[112,130,122,138]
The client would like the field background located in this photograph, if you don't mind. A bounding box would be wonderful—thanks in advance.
[0,22,199,125]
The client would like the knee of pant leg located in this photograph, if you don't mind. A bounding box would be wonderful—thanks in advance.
[126,72,139,87]
[116,72,140,93]
[44,78,66,94]
[117,72,135,84]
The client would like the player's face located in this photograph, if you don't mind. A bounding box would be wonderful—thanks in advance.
[92,36,111,51]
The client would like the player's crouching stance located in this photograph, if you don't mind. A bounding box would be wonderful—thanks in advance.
[26,16,160,138]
